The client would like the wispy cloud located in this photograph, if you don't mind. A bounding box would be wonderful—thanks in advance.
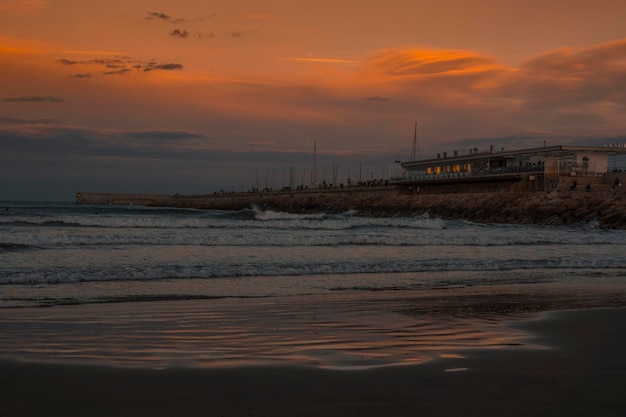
[56,56,183,76]
[169,29,189,39]
[288,57,359,65]
[124,130,202,141]
[147,11,171,21]
[144,10,258,41]
[143,63,183,72]
[0,116,57,125]
[146,11,190,23]
[2,95,63,103]
[0,123,205,155]
[362,96,391,102]
[103,68,132,76]
[516,38,626,110]
[58,58,126,67]
[363,49,500,78]
[342,40,626,141]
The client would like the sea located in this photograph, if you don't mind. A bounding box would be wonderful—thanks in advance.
[1,201,625,370]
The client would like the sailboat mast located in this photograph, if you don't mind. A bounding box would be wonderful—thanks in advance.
[311,139,318,187]
[411,121,417,161]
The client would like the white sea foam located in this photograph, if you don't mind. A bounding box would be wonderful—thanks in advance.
[2,202,626,300]
[2,252,625,286]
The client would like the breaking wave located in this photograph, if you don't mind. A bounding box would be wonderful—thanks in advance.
[2,255,625,285]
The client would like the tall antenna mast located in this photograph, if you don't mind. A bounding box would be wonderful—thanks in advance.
[311,139,318,186]
[411,121,419,161]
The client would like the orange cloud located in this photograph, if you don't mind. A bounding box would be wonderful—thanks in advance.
[523,38,626,75]
[287,57,359,66]
[311,48,510,117]
[4,31,626,153]
[362,49,502,78]
[514,38,626,111]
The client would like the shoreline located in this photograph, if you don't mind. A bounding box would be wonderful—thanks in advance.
[2,280,625,369]
[1,307,624,416]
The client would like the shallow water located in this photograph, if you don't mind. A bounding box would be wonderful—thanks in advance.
[0,291,534,369]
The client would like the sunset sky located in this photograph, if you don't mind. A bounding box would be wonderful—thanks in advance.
[2,0,626,200]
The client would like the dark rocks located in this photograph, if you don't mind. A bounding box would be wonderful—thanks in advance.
[153,186,626,229]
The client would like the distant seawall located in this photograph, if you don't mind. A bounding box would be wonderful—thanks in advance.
[75,192,172,206]
[76,185,626,229]
[75,187,397,210]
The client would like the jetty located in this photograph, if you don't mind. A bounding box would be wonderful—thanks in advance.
[76,144,626,228]
[75,185,396,212]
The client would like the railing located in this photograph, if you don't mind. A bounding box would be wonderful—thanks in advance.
[175,184,396,199]
[394,165,545,182]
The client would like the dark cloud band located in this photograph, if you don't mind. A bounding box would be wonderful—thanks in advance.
[363,96,391,102]
[2,96,64,103]
[147,11,170,21]
[57,57,183,76]
[169,29,189,39]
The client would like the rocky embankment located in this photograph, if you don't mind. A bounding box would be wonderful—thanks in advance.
[155,186,626,229]
[356,188,626,229]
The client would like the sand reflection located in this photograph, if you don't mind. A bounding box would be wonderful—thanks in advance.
[0,289,545,370]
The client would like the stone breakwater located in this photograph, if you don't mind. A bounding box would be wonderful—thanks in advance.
[152,186,626,229]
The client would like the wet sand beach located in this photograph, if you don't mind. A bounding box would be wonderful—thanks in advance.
[1,306,624,417]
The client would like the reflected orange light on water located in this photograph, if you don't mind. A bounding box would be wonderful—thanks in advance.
[0,291,540,370]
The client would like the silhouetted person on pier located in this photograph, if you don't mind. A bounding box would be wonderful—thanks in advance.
[570,180,577,190]
[612,178,621,190]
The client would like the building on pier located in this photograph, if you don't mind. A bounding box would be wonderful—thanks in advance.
[390,145,626,194]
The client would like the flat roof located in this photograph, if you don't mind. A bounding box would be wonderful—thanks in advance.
[401,145,626,168]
